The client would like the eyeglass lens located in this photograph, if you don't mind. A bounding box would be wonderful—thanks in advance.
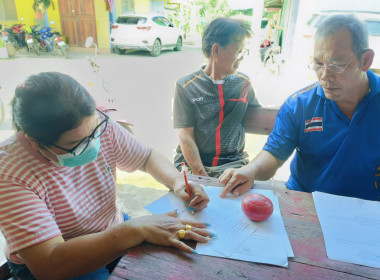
[309,49,360,73]
[73,118,108,156]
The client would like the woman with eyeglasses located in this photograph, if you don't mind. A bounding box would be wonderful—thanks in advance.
[0,72,211,280]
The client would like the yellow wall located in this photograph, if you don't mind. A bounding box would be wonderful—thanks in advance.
[1,0,150,50]
[134,0,150,13]
[115,0,122,16]
[0,0,61,33]
[94,1,110,49]
[114,0,150,17]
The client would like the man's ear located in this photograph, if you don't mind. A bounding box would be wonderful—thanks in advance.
[24,134,41,151]
[360,49,374,71]
[211,43,219,58]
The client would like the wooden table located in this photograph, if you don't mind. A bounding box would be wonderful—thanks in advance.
[109,175,380,280]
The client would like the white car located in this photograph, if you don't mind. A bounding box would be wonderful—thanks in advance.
[110,14,183,57]
[302,11,380,72]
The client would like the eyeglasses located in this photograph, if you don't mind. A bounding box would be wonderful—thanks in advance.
[236,49,249,60]
[51,109,109,156]
[308,49,361,74]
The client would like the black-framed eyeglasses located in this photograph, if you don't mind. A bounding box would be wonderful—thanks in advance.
[236,49,249,60]
[51,109,109,156]
[308,49,362,74]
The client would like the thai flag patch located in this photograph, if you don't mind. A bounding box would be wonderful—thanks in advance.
[304,117,323,133]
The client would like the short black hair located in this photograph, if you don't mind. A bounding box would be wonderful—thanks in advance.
[202,17,252,57]
[11,72,96,146]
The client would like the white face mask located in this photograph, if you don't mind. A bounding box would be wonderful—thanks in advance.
[43,137,100,167]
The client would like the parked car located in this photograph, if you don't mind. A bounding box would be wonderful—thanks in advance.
[302,11,380,72]
[110,13,183,57]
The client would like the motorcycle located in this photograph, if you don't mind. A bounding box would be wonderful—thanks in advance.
[84,36,133,134]
[25,25,43,55]
[38,26,68,58]
[3,24,28,52]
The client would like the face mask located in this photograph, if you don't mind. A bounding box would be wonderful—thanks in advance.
[44,137,101,167]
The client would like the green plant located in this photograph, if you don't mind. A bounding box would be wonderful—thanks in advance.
[32,0,51,12]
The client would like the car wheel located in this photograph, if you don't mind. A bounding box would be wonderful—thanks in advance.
[150,39,161,57]
[116,48,126,55]
[174,36,182,51]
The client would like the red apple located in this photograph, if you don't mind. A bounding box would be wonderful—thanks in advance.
[242,193,274,221]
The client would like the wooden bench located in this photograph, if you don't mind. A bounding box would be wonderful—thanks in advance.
[244,106,279,135]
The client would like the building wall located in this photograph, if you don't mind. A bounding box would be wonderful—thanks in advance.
[134,0,150,13]
[115,0,150,16]
[94,0,110,49]
[1,0,152,50]
[1,0,62,32]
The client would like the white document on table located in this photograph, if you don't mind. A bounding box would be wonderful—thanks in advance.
[313,191,380,269]
[145,186,293,267]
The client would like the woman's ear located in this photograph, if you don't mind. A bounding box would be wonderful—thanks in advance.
[360,49,374,71]
[24,134,41,151]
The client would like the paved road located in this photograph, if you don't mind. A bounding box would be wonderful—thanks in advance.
[0,46,316,178]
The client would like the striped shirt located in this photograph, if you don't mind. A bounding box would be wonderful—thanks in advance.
[0,119,150,263]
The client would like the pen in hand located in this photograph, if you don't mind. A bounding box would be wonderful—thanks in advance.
[181,162,195,214]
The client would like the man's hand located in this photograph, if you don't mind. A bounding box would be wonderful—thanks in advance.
[218,166,255,198]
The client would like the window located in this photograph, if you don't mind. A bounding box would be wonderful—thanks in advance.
[121,0,134,14]
[153,16,166,26]
[117,16,147,25]
[153,16,172,27]
[366,20,380,36]
[0,0,18,21]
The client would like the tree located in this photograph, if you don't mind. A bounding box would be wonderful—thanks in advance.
[32,0,51,13]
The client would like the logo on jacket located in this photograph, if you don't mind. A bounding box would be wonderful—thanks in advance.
[192,97,204,102]
[304,117,323,133]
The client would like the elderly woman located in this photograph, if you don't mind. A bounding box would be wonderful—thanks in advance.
[0,72,210,280]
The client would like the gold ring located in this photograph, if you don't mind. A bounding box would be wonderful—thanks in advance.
[185,224,192,231]
[178,229,186,239]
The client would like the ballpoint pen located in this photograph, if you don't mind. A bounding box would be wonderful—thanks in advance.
[181,162,194,214]
[183,169,191,197]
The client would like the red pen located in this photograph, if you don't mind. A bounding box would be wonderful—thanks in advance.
[183,169,191,197]
[181,162,194,214]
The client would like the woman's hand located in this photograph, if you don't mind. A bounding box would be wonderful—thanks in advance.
[173,178,209,212]
[127,211,213,254]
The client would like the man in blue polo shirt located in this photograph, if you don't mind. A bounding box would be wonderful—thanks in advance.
[219,14,380,201]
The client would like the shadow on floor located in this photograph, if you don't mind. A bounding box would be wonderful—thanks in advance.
[116,184,169,218]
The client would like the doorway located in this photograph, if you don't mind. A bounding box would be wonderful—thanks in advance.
[58,0,97,47]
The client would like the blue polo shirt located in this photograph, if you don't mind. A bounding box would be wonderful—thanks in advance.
[264,70,380,201]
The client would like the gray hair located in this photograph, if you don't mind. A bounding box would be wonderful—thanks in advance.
[315,14,369,58]
[202,17,252,58]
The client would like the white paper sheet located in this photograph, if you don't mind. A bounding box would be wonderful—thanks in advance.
[313,191,380,269]
[145,186,293,267]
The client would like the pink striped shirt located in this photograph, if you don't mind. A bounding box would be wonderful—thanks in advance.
[0,119,150,264]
